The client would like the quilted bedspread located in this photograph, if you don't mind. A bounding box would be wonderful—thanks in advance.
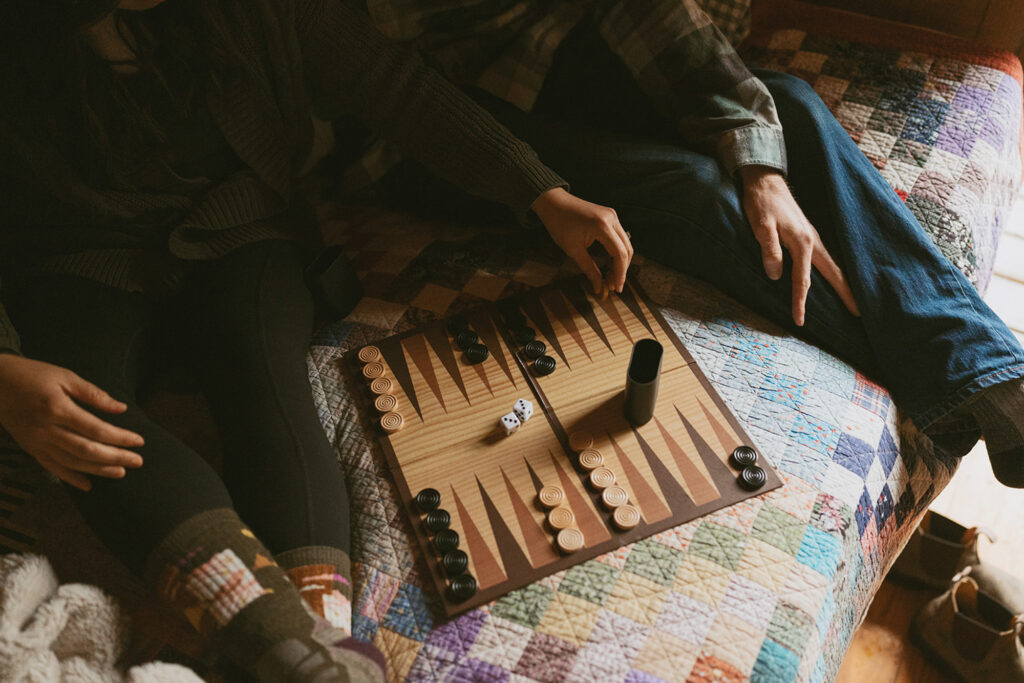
[303,25,1024,683]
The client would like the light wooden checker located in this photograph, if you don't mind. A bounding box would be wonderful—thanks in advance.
[349,276,781,616]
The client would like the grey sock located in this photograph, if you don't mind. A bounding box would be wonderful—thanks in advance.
[969,377,1024,487]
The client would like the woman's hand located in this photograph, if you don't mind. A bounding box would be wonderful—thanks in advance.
[0,355,144,491]
[740,166,860,326]
[531,188,634,297]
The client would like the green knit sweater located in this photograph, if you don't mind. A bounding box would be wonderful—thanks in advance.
[0,0,566,356]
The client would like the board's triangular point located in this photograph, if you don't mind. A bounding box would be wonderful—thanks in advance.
[451,485,506,588]
[465,308,516,389]
[564,278,614,354]
[549,450,609,544]
[477,475,534,578]
[542,288,592,361]
[677,406,733,494]
[618,281,656,337]
[499,467,558,567]
[631,427,694,517]
[376,337,422,420]
[519,294,571,369]
[607,431,671,524]
[653,416,718,505]
[404,334,447,413]
[423,325,470,405]
[699,401,741,455]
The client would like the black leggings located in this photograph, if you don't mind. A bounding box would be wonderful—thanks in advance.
[4,241,350,573]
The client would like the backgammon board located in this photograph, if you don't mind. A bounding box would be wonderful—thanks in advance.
[348,276,781,616]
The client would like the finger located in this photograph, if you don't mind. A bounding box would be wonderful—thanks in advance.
[571,249,605,295]
[37,453,92,491]
[54,429,143,468]
[790,237,813,327]
[51,444,128,479]
[811,245,861,317]
[594,227,630,293]
[611,219,634,261]
[57,403,145,448]
[752,219,784,280]
[64,374,127,414]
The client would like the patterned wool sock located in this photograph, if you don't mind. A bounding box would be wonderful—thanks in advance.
[969,377,1024,487]
[144,510,383,682]
[275,546,353,636]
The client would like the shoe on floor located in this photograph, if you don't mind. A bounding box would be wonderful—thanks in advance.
[912,575,1024,682]
[890,510,994,590]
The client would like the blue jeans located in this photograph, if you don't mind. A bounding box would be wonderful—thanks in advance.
[387,35,1024,453]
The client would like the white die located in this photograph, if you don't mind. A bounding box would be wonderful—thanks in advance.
[514,398,533,422]
[500,412,521,435]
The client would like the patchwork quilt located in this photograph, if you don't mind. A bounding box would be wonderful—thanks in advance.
[304,26,1023,683]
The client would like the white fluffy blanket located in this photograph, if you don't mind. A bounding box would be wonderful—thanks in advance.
[0,554,201,682]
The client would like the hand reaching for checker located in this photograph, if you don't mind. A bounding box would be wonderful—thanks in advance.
[531,187,634,297]
[0,355,144,491]
[740,166,860,326]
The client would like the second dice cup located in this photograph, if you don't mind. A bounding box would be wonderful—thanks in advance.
[624,339,663,427]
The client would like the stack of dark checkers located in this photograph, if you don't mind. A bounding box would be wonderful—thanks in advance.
[504,306,557,376]
[729,446,766,491]
[348,275,781,616]
[414,488,477,601]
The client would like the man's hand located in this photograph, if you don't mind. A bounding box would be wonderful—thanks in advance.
[740,166,860,326]
[0,355,144,491]
[531,188,633,297]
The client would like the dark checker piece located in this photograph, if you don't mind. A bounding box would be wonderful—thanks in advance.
[738,465,767,491]
[523,340,546,359]
[533,355,557,377]
[446,315,470,335]
[442,549,469,577]
[454,329,479,350]
[425,509,451,532]
[465,343,490,364]
[414,488,441,513]
[513,327,536,345]
[730,446,758,469]
[448,574,478,602]
[434,529,460,554]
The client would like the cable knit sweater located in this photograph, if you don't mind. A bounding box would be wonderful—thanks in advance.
[0,0,566,356]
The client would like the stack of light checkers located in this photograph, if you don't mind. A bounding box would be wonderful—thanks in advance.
[569,431,642,531]
[358,346,404,434]
[413,488,477,602]
[537,485,585,554]
[729,445,766,491]
[501,305,557,377]
[446,315,489,365]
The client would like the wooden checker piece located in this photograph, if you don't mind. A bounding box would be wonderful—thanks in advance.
[538,485,564,509]
[568,431,594,452]
[346,274,781,616]
[374,394,398,413]
[369,377,393,395]
[362,361,386,380]
[577,449,604,470]
[546,506,575,532]
[358,346,381,363]
[601,486,629,510]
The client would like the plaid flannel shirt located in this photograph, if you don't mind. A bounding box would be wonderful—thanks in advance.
[346,0,785,190]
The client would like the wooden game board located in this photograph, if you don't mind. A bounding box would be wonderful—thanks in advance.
[348,276,781,616]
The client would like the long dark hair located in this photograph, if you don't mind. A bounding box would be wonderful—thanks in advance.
[0,0,252,185]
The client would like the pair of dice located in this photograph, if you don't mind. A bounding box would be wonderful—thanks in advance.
[500,398,534,435]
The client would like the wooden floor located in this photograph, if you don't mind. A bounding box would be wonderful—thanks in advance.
[835,192,1024,681]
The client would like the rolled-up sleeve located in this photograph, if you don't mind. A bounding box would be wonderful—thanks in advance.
[594,0,787,176]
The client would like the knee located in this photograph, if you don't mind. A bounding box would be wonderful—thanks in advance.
[760,70,829,117]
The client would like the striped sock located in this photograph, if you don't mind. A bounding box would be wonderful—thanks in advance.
[276,546,353,636]
[144,510,382,681]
